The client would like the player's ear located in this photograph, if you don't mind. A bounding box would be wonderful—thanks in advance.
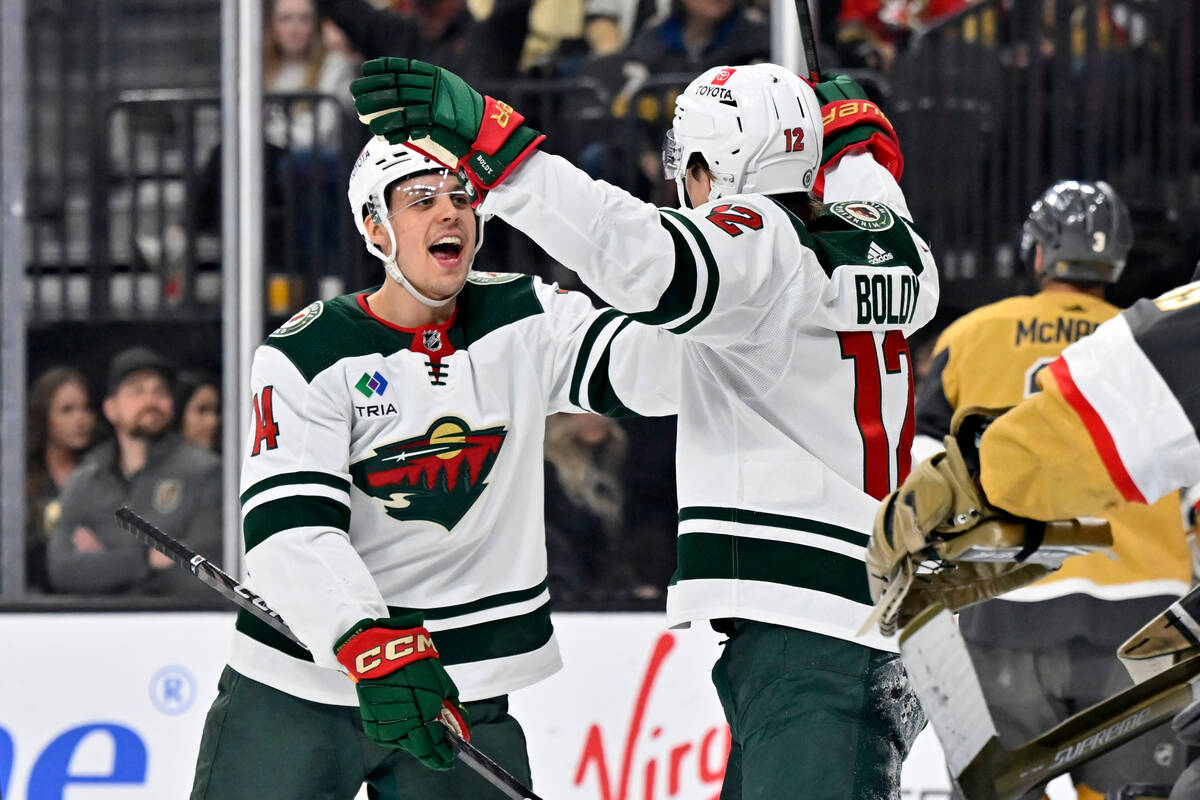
[364,213,389,249]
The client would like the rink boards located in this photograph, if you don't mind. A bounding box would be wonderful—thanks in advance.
[0,612,959,799]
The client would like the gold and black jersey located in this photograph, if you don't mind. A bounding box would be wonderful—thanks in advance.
[915,290,1191,647]
[916,291,1120,438]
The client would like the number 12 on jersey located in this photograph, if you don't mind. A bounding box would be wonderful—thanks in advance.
[838,331,915,500]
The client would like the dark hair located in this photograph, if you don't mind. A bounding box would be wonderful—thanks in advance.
[25,367,92,503]
[173,371,219,422]
[685,153,821,223]
[173,370,221,450]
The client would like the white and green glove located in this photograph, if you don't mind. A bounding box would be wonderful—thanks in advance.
[351,58,544,205]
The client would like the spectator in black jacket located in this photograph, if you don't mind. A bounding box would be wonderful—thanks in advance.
[316,0,533,84]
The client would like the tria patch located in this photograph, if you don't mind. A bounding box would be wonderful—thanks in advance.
[866,241,894,265]
[829,201,894,232]
[355,370,388,398]
[270,301,323,337]
[349,417,507,530]
[467,271,522,285]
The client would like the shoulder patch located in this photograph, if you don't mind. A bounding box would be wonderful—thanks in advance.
[467,271,523,286]
[828,201,894,232]
[270,301,324,337]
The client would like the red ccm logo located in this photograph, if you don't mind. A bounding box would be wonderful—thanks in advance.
[710,68,736,86]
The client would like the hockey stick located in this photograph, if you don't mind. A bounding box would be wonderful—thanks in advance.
[900,604,1200,800]
[114,507,544,800]
[795,0,821,83]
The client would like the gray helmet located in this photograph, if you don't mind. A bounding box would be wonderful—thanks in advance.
[1020,180,1133,284]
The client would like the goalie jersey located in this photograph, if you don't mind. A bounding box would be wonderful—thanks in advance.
[915,290,1190,629]
[483,151,939,652]
[984,280,1200,522]
[231,276,678,705]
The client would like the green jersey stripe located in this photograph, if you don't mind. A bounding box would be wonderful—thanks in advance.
[388,579,549,621]
[679,505,868,545]
[673,531,872,605]
[569,308,624,408]
[422,600,554,666]
[243,495,351,552]
[236,608,312,661]
[586,318,636,416]
[628,214,702,327]
[235,593,554,666]
[241,471,351,505]
[662,210,720,334]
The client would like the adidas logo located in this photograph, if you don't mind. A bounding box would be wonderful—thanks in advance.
[867,241,894,265]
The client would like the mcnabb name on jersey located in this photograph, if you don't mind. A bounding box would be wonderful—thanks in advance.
[854,271,921,326]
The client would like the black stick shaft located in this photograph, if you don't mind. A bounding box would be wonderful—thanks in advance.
[796,0,821,83]
[115,506,544,800]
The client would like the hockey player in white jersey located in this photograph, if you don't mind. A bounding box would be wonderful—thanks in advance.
[188,137,679,799]
[352,59,938,798]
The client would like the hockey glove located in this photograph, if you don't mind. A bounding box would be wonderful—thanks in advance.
[810,73,902,196]
[864,407,1111,636]
[351,58,544,204]
[334,613,469,770]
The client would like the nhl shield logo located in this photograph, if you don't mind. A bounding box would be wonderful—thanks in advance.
[153,479,184,514]
[423,329,443,352]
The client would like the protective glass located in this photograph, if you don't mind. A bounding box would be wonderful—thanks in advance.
[662,128,683,180]
[389,170,472,216]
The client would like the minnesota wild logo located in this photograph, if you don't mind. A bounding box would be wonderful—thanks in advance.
[350,416,506,531]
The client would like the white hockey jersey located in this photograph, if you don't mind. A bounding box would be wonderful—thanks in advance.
[482,152,939,652]
[232,275,678,705]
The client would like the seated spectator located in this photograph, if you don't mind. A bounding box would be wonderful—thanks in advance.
[584,0,661,57]
[316,0,533,84]
[623,0,769,76]
[264,0,359,299]
[46,347,223,598]
[836,0,974,73]
[174,371,221,452]
[264,0,356,152]
[574,0,769,202]
[25,367,97,592]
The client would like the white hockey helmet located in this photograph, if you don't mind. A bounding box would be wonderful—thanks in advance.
[663,63,824,207]
[347,137,484,307]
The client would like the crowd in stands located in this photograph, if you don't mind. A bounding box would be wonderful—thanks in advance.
[14,0,1186,606]
[24,348,223,598]
[20,345,673,603]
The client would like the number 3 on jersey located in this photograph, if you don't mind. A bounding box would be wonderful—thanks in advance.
[838,331,915,500]
[251,386,280,456]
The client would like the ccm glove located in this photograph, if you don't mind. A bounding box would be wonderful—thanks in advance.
[810,73,902,195]
[334,613,469,770]
[351,58,544,203]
